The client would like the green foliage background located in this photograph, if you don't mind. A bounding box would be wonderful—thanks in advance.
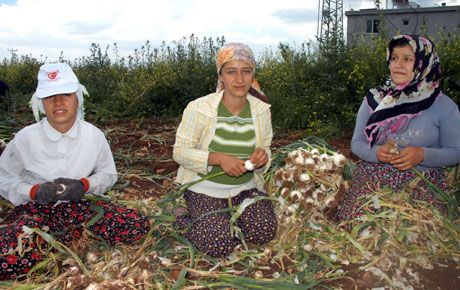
[1,34,459,136]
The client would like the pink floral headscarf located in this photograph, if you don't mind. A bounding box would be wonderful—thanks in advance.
[216,42,269,103]
[364,34,442,146]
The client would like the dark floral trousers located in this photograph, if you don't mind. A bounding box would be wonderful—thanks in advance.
[336,161,447,222]
[175,188,278,258]
[0,200,150,280]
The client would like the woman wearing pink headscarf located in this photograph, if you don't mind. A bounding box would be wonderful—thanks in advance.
[173,42,277,258]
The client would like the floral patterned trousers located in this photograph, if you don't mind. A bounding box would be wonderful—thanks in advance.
[175,188,278,258]
[0,200,150,280]
[336,161,447,222]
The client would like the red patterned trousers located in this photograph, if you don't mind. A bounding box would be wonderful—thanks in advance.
[0,200,150,280]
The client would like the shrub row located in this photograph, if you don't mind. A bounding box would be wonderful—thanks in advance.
[1,34,458,135]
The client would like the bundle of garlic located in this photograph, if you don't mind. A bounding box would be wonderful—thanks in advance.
[273,147,349,215]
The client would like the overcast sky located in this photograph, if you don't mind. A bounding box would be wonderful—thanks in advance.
[0,0,458,61]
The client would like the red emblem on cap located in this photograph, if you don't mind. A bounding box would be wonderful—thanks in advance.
[47,70,59,80]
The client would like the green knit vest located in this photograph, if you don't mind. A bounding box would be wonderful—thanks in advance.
[200,101,255,184]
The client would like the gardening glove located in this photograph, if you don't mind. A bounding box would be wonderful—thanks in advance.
[31,182,60,205]
[53,177,87,202]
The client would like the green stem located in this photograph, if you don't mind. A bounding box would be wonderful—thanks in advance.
[453,163,459,185]
[305,169,335,188]
[179,171,226,190]
[300,139,337,155]
[412,168,457,219]
[412,168,448,201]
[159,171,226,203]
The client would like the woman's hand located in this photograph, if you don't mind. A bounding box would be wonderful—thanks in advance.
[209,152,246,177]
[376,145,394,163]
[220,154,246,176]
[390,146,424,171]
[250,147,269,169]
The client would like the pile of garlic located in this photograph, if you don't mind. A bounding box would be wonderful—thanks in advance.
[273,147,349,215]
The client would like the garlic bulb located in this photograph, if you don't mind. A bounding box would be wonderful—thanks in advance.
[332,153,346,167]
[273,145,350,216]
[289,190,302,201]
[295,155,305,165]
[245,160,255,171]
[299,173,310,182]
[57,184,67,195]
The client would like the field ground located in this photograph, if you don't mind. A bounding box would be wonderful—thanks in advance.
[0,117,459,289]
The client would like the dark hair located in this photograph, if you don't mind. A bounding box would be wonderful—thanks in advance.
[387,36,416,72]
[389,37,411,55]
[249,87,270,104]
[0,79,9,98]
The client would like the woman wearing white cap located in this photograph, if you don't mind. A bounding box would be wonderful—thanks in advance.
[0,63,150,280]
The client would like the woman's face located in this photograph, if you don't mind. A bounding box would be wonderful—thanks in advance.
[219,60,254,99]
[42,93,79,133]
[389,44,415,86]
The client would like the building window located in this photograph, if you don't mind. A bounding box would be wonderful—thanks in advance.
[402,19,410,26]
[421,17,428,34]
[366,19,380,33]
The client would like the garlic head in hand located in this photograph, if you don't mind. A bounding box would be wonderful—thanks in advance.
[245,160,255,171]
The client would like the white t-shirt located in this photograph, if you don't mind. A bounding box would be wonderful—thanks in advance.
[0,118,117,206]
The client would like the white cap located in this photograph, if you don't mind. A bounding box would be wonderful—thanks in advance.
[35,63,79,99]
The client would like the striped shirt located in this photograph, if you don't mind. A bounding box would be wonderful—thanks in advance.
[200,101,255,185]
[173,91,273,198]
